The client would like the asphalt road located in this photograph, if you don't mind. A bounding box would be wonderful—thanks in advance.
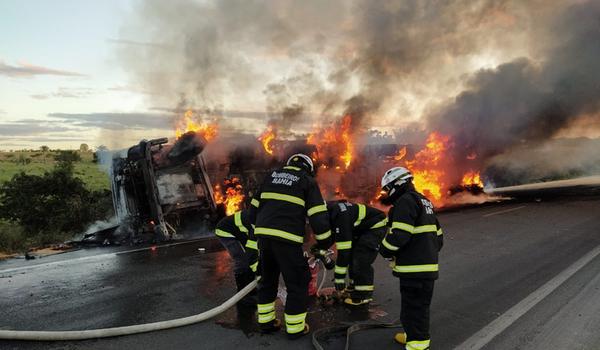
[1,193,599,349]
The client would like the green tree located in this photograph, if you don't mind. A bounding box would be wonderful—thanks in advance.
[79,143,89,152]
[40,145,49,152]
[54,150,81,163]
[54,150,81,172]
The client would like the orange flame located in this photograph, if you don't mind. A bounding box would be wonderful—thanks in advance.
[394,146,407,161]
[461,171,483,187]
[339,116,353,169]
[307,115,354,170]
[213,184,225,205]
[405,132,450,204]
[259,125,276,155]
[175,110,218,140]
[214,178,245,216]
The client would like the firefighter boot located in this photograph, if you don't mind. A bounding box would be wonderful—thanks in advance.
[343,290,373,306]
[287,323,310,340]
[260,319,282,334]
[343,297,373,306]
[394,332,407,345]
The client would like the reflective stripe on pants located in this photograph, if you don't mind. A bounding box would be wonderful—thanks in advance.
[284,312,307,334]
[258,301,276,324]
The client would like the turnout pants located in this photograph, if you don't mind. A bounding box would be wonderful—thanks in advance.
[349,227,386,299]
[257,238,310,335]
[218,237,250,275]
[400,278,434,350]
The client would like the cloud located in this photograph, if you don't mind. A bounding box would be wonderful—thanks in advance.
[0,120,72,136]
[0,61,86,78]
[1,136,90,142]
[48,112,174,130]
[47,110,300,131]
[30,87,94,100]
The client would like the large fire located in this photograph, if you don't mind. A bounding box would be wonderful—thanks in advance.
[175,110,218,140]
[461,171,483,187]
[214,178,245,216]
[308,115,354,170]
[405,132,450,204]
[259,125,276,155]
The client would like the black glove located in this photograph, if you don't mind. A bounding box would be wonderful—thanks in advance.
[310,244,321,255]
[311,245,335,270]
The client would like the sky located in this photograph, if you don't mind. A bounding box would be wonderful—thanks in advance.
[0,0,157,150]
[0,0,297,151]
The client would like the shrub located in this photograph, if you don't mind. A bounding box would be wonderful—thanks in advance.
[0,220,28,253]
[0,165,113,243]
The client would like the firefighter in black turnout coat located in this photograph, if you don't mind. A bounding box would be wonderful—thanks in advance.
[327,200,387,305]
[249,153,332,339]
[378,167,443,350]
[215,209,258,305]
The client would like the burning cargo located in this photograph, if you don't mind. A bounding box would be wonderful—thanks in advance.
[104,110,489,245]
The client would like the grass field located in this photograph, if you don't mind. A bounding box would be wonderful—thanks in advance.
[0,150,110,191]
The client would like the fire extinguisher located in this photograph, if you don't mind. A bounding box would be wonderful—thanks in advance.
[305,248,334,296]
[308,258,320,296]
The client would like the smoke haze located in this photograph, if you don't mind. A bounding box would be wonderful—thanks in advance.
[117,0,600,186]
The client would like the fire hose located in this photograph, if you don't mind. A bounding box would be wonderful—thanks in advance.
[0,279,257,341]
[0,251,329,342]
[0,250,389,346]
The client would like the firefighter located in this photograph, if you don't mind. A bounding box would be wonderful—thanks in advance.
[249,153,332,340]
[327,200,387,306]
[378,167,443,350]
[215,209,258,306]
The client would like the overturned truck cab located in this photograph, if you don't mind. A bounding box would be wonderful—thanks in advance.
[111,132,224,243]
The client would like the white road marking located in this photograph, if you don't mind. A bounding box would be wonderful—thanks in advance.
[0,239,207,275]
[482,205,526,217]
[455,243,600,350]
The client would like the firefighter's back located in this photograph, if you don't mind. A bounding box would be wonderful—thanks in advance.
[253,165,310,244]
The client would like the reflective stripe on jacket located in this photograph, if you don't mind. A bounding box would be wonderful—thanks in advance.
[380,191,443,279]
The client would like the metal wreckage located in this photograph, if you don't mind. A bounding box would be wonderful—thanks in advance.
[83,132,315,244]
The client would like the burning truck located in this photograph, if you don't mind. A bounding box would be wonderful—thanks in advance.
[110,132,223,243]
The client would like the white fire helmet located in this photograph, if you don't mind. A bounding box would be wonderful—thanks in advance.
[286,153,314,174]
[381,167,413,195]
